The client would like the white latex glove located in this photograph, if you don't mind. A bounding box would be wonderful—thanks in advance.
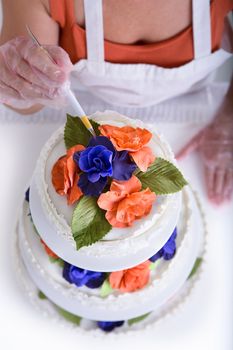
[177,97,233,204]
[0,36,73,108]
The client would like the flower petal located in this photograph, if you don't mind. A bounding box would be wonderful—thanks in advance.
[105,211,129,227]
[88,136,115,154]
[51,156,70,195]
[67,144,85,186]
[109,261,151,292]
[78,173,107,196]
[41,239,58,259]
[67,174,83,205]
[109,271,124,289]
[67,144,85,158]
[110,175,142,194]
[97,191,125,211]
[99,124,152,152]
[130,147,155,172]
[85,273,106,288]
[114,188,156,226]
[112,151,137,181]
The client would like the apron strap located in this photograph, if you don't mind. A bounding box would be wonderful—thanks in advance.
[83,0,211,62]
[84,0,104,63]
[192,0,212,59]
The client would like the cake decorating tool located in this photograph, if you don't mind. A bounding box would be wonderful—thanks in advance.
[26,25,96,137]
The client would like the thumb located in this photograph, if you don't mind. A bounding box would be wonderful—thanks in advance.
[176,130,204,160]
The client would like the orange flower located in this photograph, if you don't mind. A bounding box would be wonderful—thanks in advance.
[109,261,151,292]
[99,124,155,171]
[41,239,58,259]
[129,146,155,172]
[51,145,85,205]
[97,176,156,227]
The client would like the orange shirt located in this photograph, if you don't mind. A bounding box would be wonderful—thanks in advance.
[50,0,233,68]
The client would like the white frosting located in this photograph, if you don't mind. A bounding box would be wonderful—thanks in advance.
[19,187,204,321]
[14,187,207,335]
[31,111,182,269]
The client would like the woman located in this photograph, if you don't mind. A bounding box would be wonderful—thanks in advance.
[0,0,233,204]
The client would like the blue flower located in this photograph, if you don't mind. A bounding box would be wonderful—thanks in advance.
[25,187,30,202]
[112,150,137,181]
[63,262,106,289]
[97,320,124,332]
[150,227,177,262]
[73,136,136,196]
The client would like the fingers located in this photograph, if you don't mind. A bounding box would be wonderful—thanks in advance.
[205,165,233,204]
[2,44,52,91]
[213,168,225,204]
[0,37,72,107]
[0,81,21,101]
[21,44,72,86]
[1,62,50,100]
[176,131,204,160]
[204,166,215,200]
[45,45,73,73]
[223,169,233,200]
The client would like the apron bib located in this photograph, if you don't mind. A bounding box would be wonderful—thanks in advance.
[70,0,232,113]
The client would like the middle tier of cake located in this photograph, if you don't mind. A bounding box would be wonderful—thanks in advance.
[19,186,202,321]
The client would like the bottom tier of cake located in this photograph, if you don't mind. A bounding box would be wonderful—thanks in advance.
[14,187,206,333]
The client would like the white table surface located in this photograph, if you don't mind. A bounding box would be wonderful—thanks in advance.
[0,86,232,350]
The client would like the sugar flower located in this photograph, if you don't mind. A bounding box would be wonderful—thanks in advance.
[41,239,59,259]
[51,144,84,205]
[73,136,136,196]
[97,175,156,227]
[25,187,30,202]
[149,227,177,262]
[63,262,106,289]
[99,125,152,152]
[109,261,151,292]
[99,124,155,171]
[97,320,124,332]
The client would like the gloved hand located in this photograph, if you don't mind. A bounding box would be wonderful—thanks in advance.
[177,97,233,204]
[0,36,73,109]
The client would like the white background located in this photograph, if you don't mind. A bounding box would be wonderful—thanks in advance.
[0,3,233,350]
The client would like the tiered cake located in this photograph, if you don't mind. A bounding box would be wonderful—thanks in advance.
[16,111,205,333]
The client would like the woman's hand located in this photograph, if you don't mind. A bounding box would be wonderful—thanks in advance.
[0,36,73,109]
[177,95,233,204]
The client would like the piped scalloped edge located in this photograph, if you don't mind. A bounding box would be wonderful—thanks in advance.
[13,187,207,338]
[17,186,192,309]
[34,111,180,256]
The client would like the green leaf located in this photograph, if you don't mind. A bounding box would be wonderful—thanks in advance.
[136,157,188,195]
[64,114,101,149]
[188,257,203,279]
[48,256,64,267]
[38,290,47,300]
[149,260,160,271]
[56,306,82,325]
[100,279,113,297]
[128,312,151,326]
[56,259,65,268]
[72,196,112,250]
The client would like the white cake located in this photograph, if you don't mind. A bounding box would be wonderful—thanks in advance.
[16,111,205,333]
[30,112,181,270]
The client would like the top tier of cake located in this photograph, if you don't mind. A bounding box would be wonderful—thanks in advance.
[30,111,182,271]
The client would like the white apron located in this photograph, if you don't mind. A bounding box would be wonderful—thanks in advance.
[70,0,232,119]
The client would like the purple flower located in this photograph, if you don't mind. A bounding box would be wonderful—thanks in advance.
[97,320,124,332]
[63,262,106,289]
[78,173,108,197]
[25,187,30,202]
[73,136,136,196]
[150,227,177,262]
[112,150,137,181]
